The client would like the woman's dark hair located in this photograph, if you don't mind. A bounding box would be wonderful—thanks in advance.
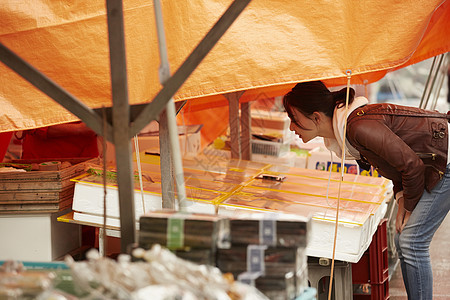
[283,81,355,121]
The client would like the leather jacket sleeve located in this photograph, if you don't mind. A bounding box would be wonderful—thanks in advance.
[347,119,425,211]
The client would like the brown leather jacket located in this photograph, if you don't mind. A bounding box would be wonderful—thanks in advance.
[346,103,449,211]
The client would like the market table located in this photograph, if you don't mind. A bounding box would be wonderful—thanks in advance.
[57,211,122,257]
[61,154,394,299]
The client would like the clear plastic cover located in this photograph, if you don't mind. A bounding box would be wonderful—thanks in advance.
[65,247,269,300]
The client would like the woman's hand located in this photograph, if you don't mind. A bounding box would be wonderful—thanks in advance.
[396,196,411,233]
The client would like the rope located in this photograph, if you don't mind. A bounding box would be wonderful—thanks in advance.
[328,70,352,300]
[325,150,333,207]
[102,106,107,257]
[364,79,369,99]
[134,135,146,214]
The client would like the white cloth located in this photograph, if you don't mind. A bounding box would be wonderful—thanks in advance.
[324,96,369,160]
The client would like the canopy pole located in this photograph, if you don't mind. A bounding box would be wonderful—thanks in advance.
[106,0,136,252]
[158,110,176,209]
[420,54,445,109]
[225,91,246,159]
[240,101,252,161]
[226,92,242,159]
[419,56,438,109]
[153,0,187,210]
[430,54,449,110]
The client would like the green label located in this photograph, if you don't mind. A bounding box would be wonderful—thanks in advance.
[167,218,184,249]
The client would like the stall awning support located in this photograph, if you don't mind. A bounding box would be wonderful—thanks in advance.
[0,0,251,252]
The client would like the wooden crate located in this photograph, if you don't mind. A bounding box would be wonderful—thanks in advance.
[0,158,100,214]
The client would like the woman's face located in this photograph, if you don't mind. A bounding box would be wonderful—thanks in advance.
[289,108,319,143]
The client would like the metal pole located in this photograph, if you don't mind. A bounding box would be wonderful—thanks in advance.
[106,0,136,252]
[423,54,445,109]
[153,0,187,210]
[240,101,252,160]
[158,110,176,209]
[419,56,437,108]
[226,92,242,159]
[431,55,448,111]
[157,100,188,209]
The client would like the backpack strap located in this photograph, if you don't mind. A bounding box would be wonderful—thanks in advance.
[351,106,450,122]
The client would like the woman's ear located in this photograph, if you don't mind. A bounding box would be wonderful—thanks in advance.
[312,111,321,124]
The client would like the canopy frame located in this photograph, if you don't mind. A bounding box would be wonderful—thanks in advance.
[0,0,251,252]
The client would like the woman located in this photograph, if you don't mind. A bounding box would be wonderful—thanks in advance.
[283,81,450,300]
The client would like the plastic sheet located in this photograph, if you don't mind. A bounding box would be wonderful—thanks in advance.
[65,247,269,300]
[0,261,56,299]
[72,153,390,225]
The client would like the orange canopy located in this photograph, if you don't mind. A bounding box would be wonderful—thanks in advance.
[0,0,449,133]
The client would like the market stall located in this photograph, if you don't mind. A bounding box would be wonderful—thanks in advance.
[1,0,450,299]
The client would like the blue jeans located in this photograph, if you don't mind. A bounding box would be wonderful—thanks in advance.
[394,164,450,300]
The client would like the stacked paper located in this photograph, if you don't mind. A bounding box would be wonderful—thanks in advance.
[138,210,230,265]
[216,212,310,299]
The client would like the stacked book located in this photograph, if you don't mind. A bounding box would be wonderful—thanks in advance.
[0,158,98,214]
[216,212,310,300]
[138,210,230,265]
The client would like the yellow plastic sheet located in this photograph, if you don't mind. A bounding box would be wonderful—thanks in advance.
[0,0,449,133]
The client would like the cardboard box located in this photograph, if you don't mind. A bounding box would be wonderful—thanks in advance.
[136,124,202,155]
[251,111,292,142]
[106,124,202,162]
[0,209,81,261]
[307,146,381,177]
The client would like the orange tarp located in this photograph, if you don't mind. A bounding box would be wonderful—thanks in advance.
[0,0,449,134]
